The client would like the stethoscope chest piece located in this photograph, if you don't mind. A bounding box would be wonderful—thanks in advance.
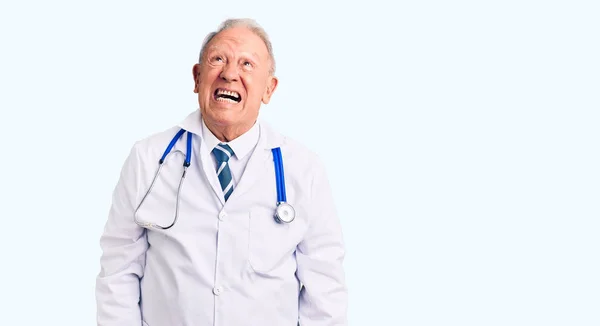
[274,202,295,223]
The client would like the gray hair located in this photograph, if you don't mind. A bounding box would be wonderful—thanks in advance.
[198,18,276,74]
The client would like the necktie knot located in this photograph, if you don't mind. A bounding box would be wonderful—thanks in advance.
[212,143,234,163]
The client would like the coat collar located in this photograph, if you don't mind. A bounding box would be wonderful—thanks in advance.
[177,109,286,206]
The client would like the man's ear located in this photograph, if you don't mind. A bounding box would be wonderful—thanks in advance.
[261,76,279,104]
[192,64,201,93]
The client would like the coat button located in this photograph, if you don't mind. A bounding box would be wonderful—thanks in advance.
[213,286,223,295]
[218,210,227,221]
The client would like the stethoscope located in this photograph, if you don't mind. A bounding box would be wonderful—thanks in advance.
[133,128,296,230]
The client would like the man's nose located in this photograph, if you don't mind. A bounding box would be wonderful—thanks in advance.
[219,63,239,82]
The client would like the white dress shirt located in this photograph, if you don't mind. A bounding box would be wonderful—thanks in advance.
[201,117,259,188]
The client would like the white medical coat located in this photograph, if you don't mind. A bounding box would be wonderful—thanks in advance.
[95,110,348,326]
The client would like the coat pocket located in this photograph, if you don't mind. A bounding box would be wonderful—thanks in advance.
[248,207,307,274]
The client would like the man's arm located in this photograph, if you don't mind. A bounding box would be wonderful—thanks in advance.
[96,145,148,326]
[296,159,348,326]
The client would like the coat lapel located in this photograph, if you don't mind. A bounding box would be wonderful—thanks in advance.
[177,110,285,206]
[199,137,226,205]
[226,121,284,203]
[178,110,226,205]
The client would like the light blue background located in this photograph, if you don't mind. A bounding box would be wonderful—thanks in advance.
[0,0,598,325]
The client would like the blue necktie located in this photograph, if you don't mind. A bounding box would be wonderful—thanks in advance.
[212,143,235,201]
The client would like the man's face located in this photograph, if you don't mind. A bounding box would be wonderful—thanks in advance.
[193,27,278,133]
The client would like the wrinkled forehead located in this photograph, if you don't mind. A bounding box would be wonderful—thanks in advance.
[205,28,270,61]
[205,43,261,61]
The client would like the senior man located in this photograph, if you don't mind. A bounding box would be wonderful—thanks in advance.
[95,18,347,325]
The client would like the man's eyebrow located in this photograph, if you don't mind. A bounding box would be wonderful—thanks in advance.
[240,51,261,61]
[206,45,223,53]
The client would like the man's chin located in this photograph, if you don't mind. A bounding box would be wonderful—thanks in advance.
[202,110,239,127]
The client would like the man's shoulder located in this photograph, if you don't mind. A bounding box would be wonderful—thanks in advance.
[129,110,201,153]
[282,136,320,162]
[260,120,325,170]
[128,125,184,157]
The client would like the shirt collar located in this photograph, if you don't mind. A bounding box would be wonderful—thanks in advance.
[201,117,260,160]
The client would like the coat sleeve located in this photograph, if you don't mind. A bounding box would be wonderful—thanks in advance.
[95,144,148,326]
[297,158,348,326]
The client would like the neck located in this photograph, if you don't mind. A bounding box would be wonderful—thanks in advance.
[204,119,255,142]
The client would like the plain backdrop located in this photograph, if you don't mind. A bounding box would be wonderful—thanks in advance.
[0,0,598,325]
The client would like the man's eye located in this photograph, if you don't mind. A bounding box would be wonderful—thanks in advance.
[244,61,252,67]
[212,56,223,62]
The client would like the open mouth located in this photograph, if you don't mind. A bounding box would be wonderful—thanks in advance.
[214,88,241,103]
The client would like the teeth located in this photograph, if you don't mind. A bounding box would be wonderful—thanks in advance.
[217,89,240,98]
[216,97,238,103]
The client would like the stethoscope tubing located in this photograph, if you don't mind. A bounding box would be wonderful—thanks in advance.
[134,128,293,229]
[134,150,187,229]
[272,147,286,203]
